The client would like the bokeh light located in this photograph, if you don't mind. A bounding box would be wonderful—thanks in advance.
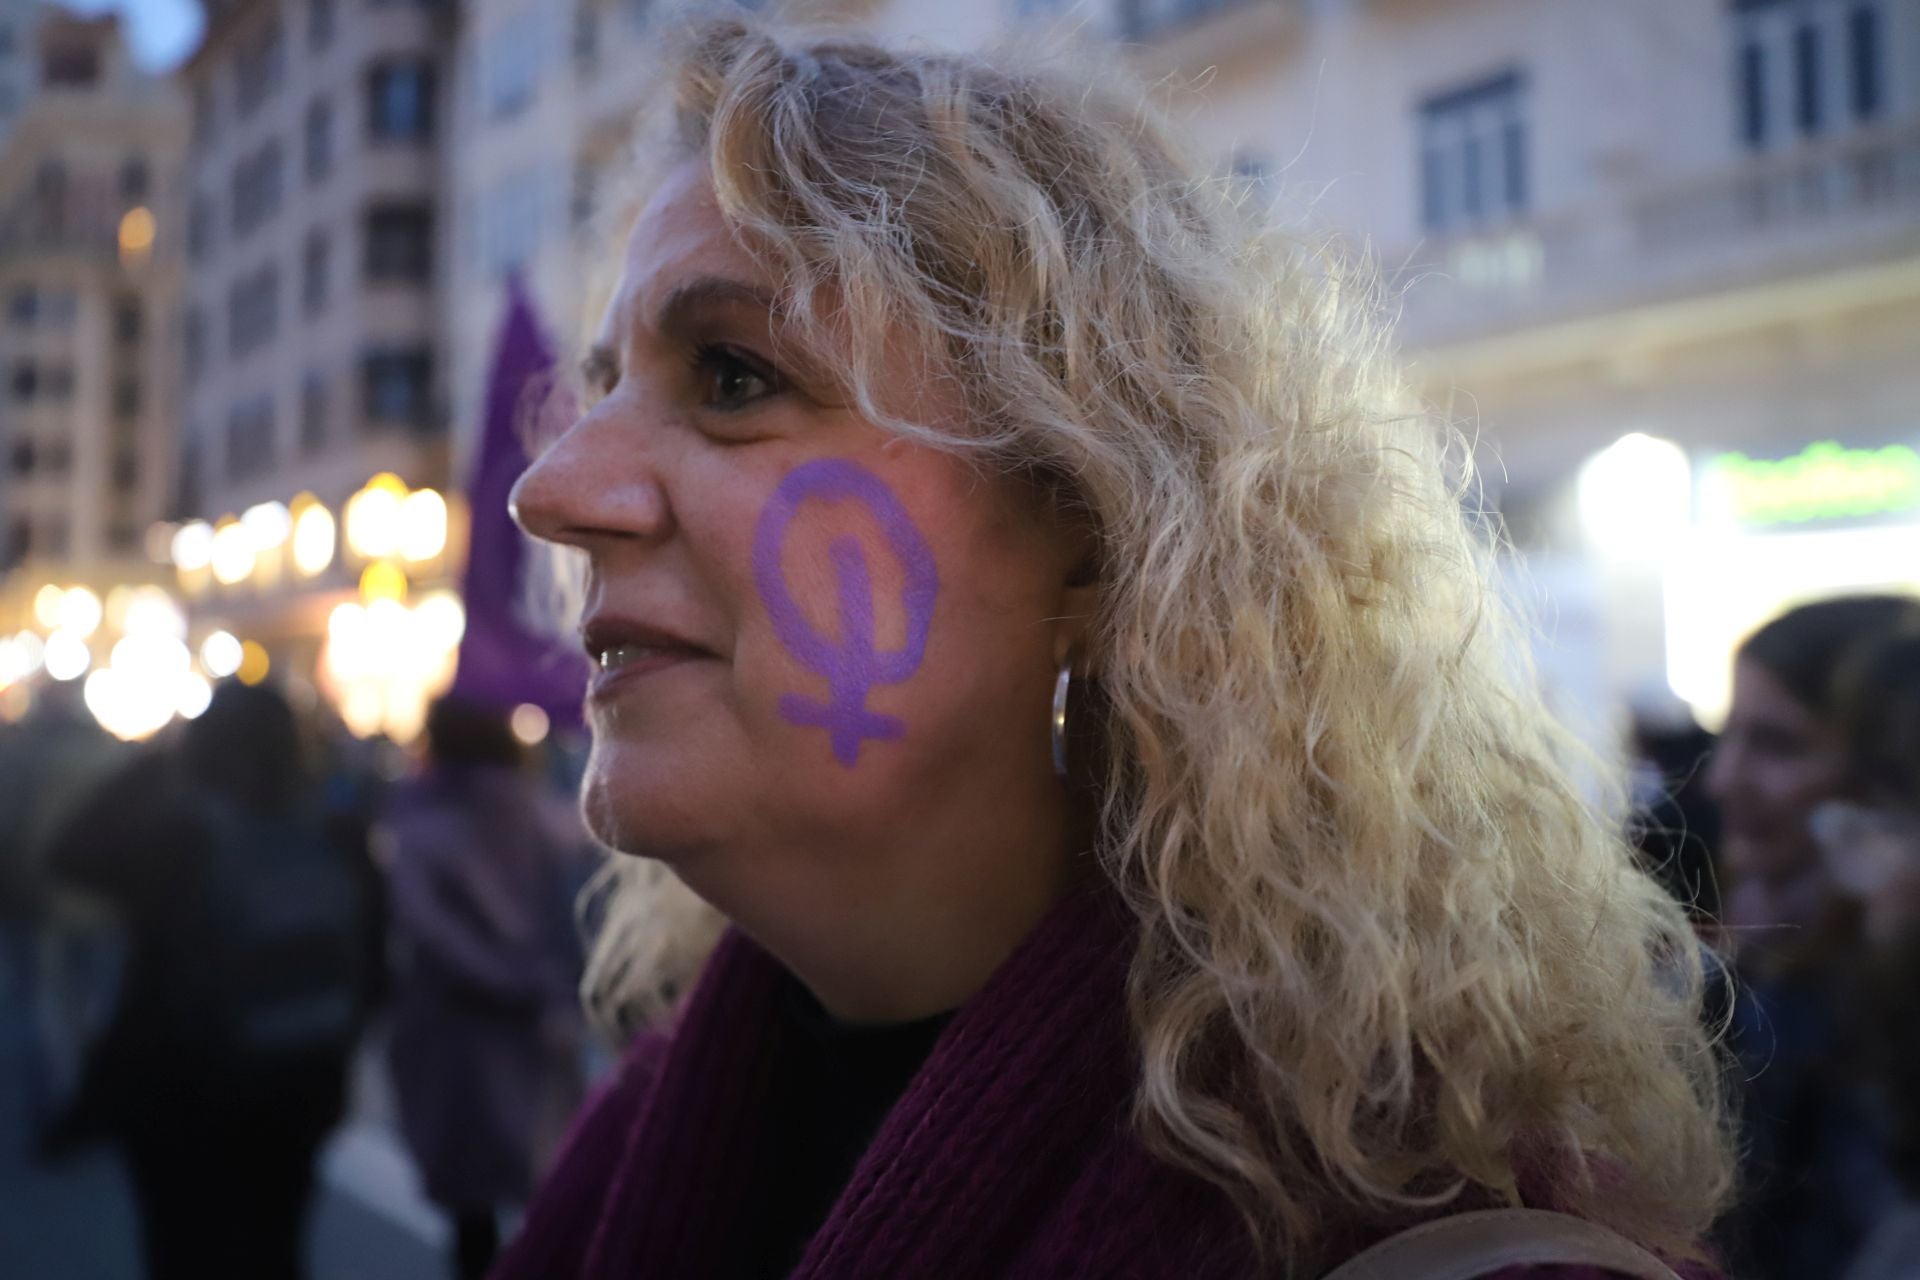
[210,520,257,586]
[200,630,244,679]
[360,561,409,603]
[175,672,215,720]
[292,501,337,576]
[171,521,215,571]
[32,584,65,630]
[242,500,293,549]
[55,587,103,639]
[123,587,187,640]
[236,640,271,685]
[345,474,408,560]
[399,489,448,561]
[412,591,466,652]
[118,205,156,261]
[510,703,550,746]
[43,630,92,682]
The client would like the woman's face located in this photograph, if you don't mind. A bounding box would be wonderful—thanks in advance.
[1706,657,1851,888]
[511,161,1091,978]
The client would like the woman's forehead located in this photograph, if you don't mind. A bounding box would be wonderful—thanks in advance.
[603,159,775,342]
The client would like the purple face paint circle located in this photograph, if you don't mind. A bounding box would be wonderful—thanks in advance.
[752,458,940,767]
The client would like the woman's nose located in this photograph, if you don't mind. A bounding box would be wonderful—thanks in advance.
[510,409,674,551]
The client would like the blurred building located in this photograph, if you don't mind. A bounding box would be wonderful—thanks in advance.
[1096,0,1920,729]
[0,11,181,587]
[169,0,461,736]
[0,0,44,145]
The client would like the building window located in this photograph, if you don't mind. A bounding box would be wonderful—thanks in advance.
[228,264,281,358]
[368,62,434,142]
[112,449,140,493]
[11,289,75,330]
[230,140,285,238]
[306,98,333,184]
[1732,0,1891,148]
[109,523,140,552]
[235,20,286,120]
[119,156,151,203]
[44,441,70,474]
[40,519,68,557]
[365,204,433,282]
[114,377,142,420]
[35,161,66,225]
[301,374,329,451]
[225,396,278,481]
[483,11,547,121]
[1848,3,1883,119]
[114,297,142,345]
[9,441,31,475]
[11,361,35,402]
[42,42,100,88]
[43,366,73,401]
[573,5,600,72]
[1793,19,1823,134]
[189,192,213,262]
[192,82,215,144]
[482,174,547,277]
[4,519,28,568]
[1417,70,1527,234]
[309,0,336,51]
[362,348,433,427]
[184,308,207,383]
[303,231,331,315]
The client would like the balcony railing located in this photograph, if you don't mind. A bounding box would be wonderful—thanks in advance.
[1391,119,1920,351]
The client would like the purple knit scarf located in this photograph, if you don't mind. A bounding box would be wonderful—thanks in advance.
[492,884,1703,1279]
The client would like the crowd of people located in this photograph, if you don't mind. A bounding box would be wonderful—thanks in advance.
[0,685,595,1280]
[0,614,1904,1280]
[0,612,1914,1280]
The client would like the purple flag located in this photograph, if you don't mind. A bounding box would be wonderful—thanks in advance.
[449,274,587,727]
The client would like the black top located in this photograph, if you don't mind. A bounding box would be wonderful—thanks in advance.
[738,975,954,1280]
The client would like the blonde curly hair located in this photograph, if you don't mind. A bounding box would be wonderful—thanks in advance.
[568,12,1734,1270]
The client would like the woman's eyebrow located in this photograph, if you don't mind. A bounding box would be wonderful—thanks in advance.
[651,276,779,336]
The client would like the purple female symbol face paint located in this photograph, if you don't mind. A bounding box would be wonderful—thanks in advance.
[752,458,940,767]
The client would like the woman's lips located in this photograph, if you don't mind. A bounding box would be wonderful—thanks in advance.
[581,616,714,702]
[587,643,705,700]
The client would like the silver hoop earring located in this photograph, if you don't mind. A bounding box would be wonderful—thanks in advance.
[1051,657,1073,782]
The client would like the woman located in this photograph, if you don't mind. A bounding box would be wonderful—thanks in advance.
[50,683,371,1280]
[1705,594,1920,954]
[384,696,589,1279]
[1826,626,1920,1280]
[496,17,1730,1278]
[1704,594,1920,1280]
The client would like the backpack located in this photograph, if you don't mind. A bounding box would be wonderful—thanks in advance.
[193,796,368,1061]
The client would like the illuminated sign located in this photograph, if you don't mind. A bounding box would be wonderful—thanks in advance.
[1700,441,1920,527]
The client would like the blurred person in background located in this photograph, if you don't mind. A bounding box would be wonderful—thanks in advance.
[493,17,1731,1279]
[0,682,127,1139]
[1705,594,1920,1280]
[382,694,587,1280]
[1819,625,1920,1280]
[46,681,374,1280]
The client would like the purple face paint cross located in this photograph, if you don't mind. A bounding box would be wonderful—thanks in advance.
[752,458,940,767]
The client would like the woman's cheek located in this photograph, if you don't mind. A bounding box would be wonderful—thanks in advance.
[747,457,942,771]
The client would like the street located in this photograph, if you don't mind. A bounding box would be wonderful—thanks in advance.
[1,959,448,1280]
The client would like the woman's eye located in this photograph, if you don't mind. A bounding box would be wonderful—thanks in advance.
[693,345,780,410]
